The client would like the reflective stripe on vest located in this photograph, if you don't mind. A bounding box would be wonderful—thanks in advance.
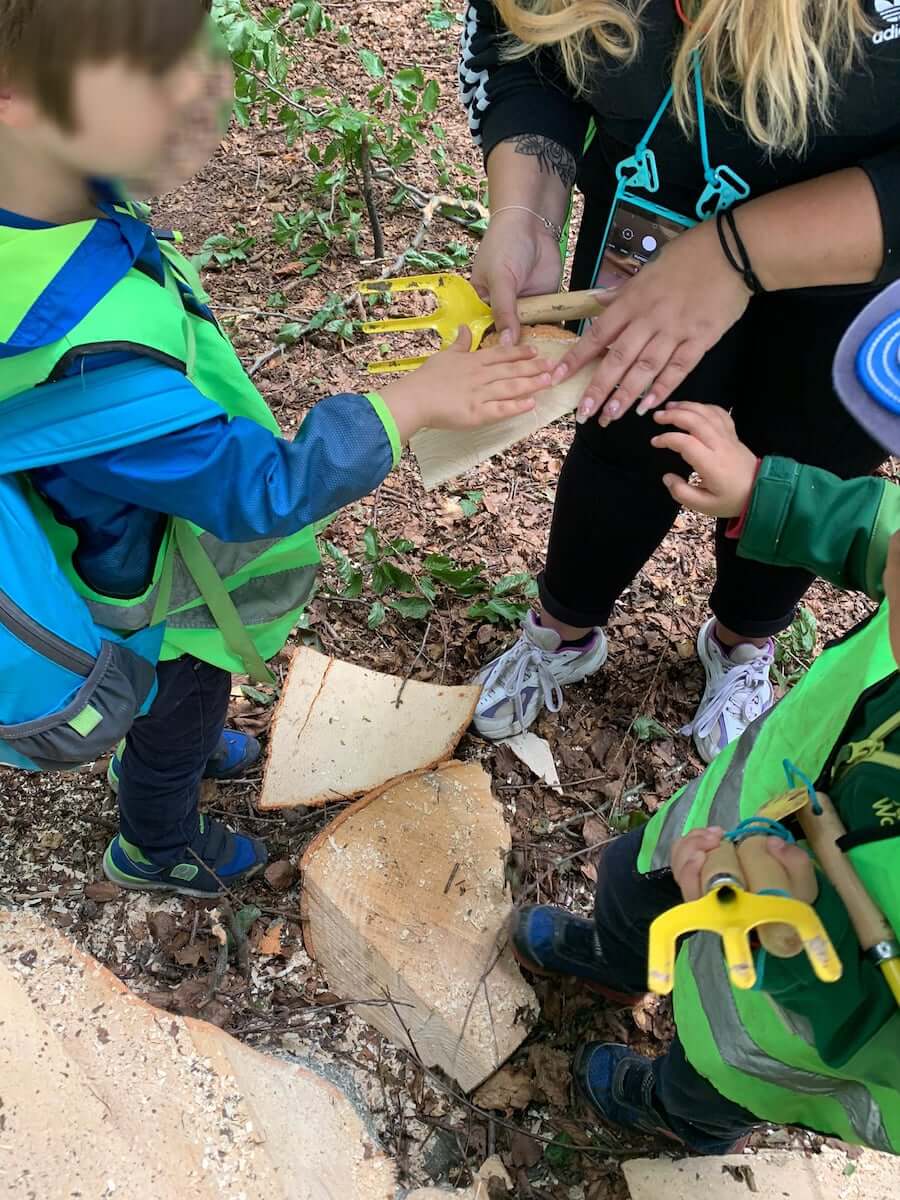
[645,606,899,1147]
[649,707,775,871]
[688,933,893,1152]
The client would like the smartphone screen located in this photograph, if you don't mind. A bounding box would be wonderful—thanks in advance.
[593,199,692,289]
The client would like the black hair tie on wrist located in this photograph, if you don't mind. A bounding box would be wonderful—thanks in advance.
[716,207,766,296]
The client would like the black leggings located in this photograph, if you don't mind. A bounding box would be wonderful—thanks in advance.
[540,194,887,637]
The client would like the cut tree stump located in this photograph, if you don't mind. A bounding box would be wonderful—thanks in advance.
[0,910,396,1200]
[300,761,539,1092]
[260,647,481,810]
[410,330,590,490]
[623,1147,900,1200]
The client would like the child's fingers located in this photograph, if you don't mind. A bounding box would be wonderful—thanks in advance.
[766,838,819,903]
[663,401,733,429]
[483,372,552,399]
[661,474,721,515]
[447,325,473,353]
[478,343,542,366]
[672,828,725,901]
[650,430,712,474]
[477,395,537,422]
[651,405,726,447]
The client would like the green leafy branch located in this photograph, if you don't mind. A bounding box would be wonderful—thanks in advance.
[324,526,538,630]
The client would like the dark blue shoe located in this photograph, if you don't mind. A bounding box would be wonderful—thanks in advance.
[573,1043,682,1146]
[204,730,262,780]
[102,815,267,897]
[510,905,643,1004]
[108,729,261,794]
[573,1043,752,1154]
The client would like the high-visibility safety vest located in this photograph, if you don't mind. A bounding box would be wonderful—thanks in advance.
[0,213,321,683]
[639,605,900,1151]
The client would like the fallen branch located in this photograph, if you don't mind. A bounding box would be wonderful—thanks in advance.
[360,129,385,262]
[394,619,432,707]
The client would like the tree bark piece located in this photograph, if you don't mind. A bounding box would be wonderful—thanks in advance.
[623,1147,900,1200]
[410,332,592,491]
[260,648,481,810]
[300,761,539,1092]
[0,910,396,1200]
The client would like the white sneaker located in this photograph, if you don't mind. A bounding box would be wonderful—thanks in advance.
[683,617,775,764]
[473,611,608,740]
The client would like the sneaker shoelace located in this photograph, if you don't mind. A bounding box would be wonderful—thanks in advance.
[681,650,773,741]
[496,641,564,734]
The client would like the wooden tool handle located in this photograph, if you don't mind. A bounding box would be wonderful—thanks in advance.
[515,290,607,326]
[700,842,744,894]
[798,792,895,953]
[736,836,804,958]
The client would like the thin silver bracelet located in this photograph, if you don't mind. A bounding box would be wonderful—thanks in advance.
[490,204,563,242]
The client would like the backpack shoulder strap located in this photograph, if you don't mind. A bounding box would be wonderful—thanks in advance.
[0,357,223,475]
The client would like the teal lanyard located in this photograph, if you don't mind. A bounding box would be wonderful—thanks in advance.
[616,51,750,220]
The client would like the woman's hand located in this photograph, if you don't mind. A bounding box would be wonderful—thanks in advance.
[551,219,752,426]
[651,403,759,517]
[472,210,564,346]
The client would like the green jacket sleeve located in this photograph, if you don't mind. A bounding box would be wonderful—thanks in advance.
[738,458,900,601]
[757,872,897,1068]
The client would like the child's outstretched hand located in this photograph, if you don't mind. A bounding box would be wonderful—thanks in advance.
[672,826,818,904]
[650,403,759,518]
[381,326,553,443]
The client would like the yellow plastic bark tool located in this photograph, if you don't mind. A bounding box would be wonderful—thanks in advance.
[357,272,607,373]
[762,789,900,1008]
[647,835,842,995]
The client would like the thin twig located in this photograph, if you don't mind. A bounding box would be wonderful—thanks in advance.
[395,619,432,708]
[381,986,422,1063]
[454,936,508,1064]
[360,128,385,261]
[249,344,285,377]
[443,862,461,895]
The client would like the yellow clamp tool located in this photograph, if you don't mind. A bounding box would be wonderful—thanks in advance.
[762,788,900,1008]
[357,273,606,374]
[647,833,842,995]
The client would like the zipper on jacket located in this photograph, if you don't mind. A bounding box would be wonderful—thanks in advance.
[0,590,95,676]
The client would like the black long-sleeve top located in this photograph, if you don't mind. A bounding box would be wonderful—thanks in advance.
[459,0,900,283]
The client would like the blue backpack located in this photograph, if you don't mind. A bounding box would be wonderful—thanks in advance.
[0,361,219,772]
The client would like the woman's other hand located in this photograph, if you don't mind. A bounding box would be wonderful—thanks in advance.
[472,209,564,346]
[552,219,752,425]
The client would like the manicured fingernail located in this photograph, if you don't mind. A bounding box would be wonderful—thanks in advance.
[500,329,513,347]
[637,392,656,416]
[537,373,551,389]
[576,397,597,424]
[552,363,569,384]
[606,400,620,420]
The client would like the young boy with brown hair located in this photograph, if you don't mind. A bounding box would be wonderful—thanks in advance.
[0,0,553,895]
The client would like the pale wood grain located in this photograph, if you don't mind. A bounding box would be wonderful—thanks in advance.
[300,761,538,1092]
[260,647,480,810]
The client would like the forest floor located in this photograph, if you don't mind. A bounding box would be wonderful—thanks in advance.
[0,3,894,1197]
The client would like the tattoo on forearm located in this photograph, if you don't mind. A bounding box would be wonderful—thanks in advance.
[510,134,576,189]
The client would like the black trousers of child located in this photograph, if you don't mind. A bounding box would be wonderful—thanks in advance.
[117,656,231,859]
[594,828,758,1152]
[541,193,887,637]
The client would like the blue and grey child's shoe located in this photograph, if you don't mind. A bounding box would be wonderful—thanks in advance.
[510,904,643,1004]
[102,814,267,897]
[573,1043,682,1146]
[108,729,261,794]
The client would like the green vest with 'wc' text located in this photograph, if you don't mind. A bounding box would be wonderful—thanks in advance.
[639,601,900,1152]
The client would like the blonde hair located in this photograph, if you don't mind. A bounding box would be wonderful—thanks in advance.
[495,0,872,155]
